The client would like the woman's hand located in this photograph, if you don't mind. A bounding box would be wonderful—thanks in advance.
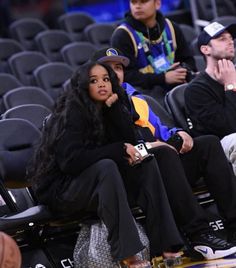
[105,93,118,107]
[124,143,143,166]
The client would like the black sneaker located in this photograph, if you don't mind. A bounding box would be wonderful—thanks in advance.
[189,232,236,260]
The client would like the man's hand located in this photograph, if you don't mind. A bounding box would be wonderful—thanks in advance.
[105,93,118,107]
[165,62,187,84]
[214,59,236,88]
[177,131,194,154]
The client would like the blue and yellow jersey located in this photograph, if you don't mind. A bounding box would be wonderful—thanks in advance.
[123,82,180,141]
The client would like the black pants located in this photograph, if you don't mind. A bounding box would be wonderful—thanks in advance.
[54,158,182,261]
[150,135,236,236]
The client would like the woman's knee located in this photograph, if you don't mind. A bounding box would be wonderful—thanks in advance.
[94,159,119,175]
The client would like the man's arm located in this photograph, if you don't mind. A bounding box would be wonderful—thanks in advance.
[185,82,236,137]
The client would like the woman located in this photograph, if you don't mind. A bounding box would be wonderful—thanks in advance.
[30,62,182,267]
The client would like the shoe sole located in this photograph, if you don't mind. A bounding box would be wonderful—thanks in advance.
[194,245,236,260]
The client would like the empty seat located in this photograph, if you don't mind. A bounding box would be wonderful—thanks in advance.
[179,24,198,47]
[0,38,24,73]
[35,30,72,62]
[34,62,73,100]
[164,83,192,130]
[61,41,97,69]
[9,18,48,50]
[3,86,54,111]
[84,23,115,48]
[58,12,95,41]
[0,73,23,113]
[8,51,49,86]
[2,104,51,130]
[0,73,23,95]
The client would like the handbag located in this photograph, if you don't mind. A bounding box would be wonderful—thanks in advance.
[73,220,150,268]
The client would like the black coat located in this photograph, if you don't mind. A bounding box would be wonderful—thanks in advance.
[185,71,236,138]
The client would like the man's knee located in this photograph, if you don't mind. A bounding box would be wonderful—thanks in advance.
[194,135,221,149]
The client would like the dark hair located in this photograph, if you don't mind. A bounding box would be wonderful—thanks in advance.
[30,61,127,188]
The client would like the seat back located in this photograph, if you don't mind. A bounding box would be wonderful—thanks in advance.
[179,24,198,48]
[9,18,48,50]
[165,83,193,131]
[3,86,54,111]
[0,73,23,95]
[2,104,51,130]
[8,51,49,86]
[84,23,115,48]
[58,11,95,41]
[34,62,73,100]
[0,38,24,73]
[61,41,97,69]
[35,30,72,62]
[0,73,23,113]
[0,118,41,187]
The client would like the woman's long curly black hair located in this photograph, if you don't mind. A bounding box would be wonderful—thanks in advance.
[30,61,128,187]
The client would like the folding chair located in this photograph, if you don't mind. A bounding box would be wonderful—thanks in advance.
[8,51,49,86]
[34,62,73,100]
[58,11,95,41]
[35,30,72,62]
[9,18,48,50]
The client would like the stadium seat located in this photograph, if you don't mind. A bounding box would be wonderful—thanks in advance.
[0,73,23,113]
[164,83,193,131]
[0,38,24,73]
[58,11,95,41]
[9,18,48,50]
[2,104,51,130]
[34,62,73,100]
[35,30,72,62]
[8,51,49,86]
[179,24,198,47]
[84,23,115,48]
[3,86,54,111]
[61,41,97,69]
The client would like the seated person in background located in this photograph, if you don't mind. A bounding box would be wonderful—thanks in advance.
[30,61,188,268]
[185,22,236,175]
[111,0,197,102]
[91,47,236,261]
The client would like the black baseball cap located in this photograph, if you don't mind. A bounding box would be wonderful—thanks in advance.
[198,22,236,50]
[91,47,130,67]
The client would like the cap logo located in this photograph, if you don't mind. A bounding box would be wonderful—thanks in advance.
[204,22,225,37]
[106,48,119,57]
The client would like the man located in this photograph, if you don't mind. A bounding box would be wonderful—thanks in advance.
[91,47,236,261]
[111,0,196,100]
[185,22,236,175]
